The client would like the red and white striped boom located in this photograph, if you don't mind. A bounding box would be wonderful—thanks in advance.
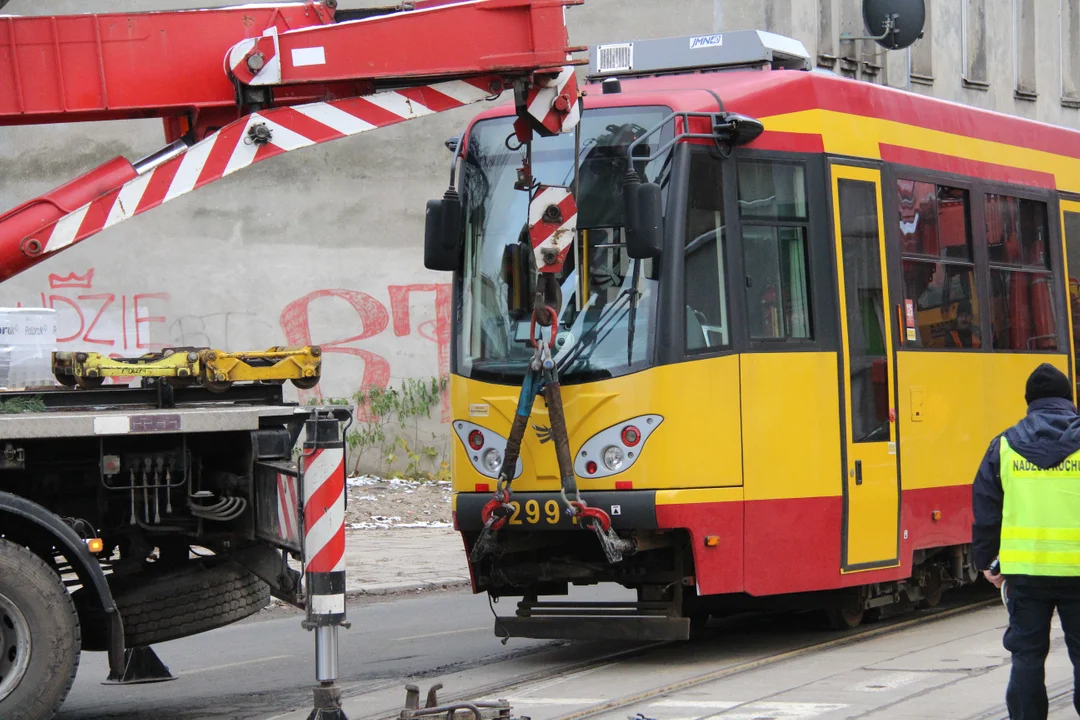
[0,0,585,281]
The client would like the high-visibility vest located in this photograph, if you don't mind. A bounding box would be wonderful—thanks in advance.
[999,436,1080,576]
[949,329,981,348]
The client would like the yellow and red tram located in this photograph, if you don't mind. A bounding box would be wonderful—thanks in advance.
[428,31,1080,639]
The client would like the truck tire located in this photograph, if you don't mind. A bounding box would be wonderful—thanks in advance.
[111,559,270,647]
[0,538,80,720]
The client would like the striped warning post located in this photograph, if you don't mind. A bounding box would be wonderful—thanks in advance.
[301,413,347,627]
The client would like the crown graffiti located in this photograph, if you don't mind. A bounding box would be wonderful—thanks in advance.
[48,270,94,289]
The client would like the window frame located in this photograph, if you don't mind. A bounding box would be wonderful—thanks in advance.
[881,161,1068,355]
[729,148,835,354]
[682,146,735,358]
[894,175,981,352]
[983,189,1061,352]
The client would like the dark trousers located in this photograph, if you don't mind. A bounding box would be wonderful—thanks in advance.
[1004,581,1080,719]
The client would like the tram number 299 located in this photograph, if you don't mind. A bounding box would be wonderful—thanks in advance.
[507,498,576,527]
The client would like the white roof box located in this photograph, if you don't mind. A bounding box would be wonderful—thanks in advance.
[588,30,812,80]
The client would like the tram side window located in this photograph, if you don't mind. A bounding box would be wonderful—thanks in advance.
[1065,212,1080,366]
[838,179,890,443]
[684,151,730,353]
[738,160,813,341]
[986,195,1058,351]
[897,180,979,349]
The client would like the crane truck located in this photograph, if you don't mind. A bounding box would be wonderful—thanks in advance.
[0,2,584,718]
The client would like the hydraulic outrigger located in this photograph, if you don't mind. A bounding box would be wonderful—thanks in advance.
[52,346,322,392]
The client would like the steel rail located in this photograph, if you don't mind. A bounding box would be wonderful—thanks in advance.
[549,598,1000,720]
[356,594,999,720]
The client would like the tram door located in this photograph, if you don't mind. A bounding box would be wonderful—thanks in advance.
[830,164,901,571]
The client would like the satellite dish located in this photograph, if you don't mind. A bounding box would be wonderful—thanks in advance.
[862,0,926,50]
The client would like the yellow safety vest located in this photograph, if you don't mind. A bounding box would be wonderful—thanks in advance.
[999,436,1080,576]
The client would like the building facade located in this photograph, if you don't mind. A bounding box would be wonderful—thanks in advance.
[719,0,1080,128]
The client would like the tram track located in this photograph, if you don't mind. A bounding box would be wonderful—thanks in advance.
[356,590,999,720]
[354,638,680,720]
[545,596,1001,720]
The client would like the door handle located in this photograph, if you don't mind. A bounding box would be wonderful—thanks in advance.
[855,460,863,486]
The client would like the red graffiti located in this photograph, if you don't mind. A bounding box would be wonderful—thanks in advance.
[281,283,452,421]
[387,284,452,421]
[13,269,170,385]
[280,289,391,418]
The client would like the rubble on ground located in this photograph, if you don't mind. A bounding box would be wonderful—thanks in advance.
[345,475,453,529]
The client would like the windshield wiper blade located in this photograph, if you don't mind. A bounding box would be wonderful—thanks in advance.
[556,285,636,374]
[626,261,642,366]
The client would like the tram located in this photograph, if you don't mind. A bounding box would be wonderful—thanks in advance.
[426,30,1080,639]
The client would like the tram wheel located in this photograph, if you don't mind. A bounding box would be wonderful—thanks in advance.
[824,604,864,630]
[918,587,943,609]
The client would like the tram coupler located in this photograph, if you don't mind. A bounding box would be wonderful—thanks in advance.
[301,410,351,720]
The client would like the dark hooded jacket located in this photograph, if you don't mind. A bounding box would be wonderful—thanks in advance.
[972,396,1080,587]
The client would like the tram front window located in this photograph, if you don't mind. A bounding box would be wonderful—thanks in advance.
[457,106,671,384]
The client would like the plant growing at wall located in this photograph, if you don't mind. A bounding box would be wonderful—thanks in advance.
[315,377,449,480]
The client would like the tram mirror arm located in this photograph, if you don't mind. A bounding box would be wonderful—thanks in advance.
[622,169,663,260]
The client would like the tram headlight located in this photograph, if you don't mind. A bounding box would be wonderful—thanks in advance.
[602,445,624,471]
[482,448,503,474]
[574,414,664,479]
[452,421,523,480]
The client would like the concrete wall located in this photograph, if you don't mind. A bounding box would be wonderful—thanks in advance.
[1,1,1072,471]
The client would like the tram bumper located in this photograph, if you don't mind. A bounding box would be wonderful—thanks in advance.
[456,491,695,641]
[495,612,691,641]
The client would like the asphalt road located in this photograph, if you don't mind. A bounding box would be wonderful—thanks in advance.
[56,585,634,720]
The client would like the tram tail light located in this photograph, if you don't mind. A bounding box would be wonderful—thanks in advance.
[452,420,523,481]
[575,414,664,479]
[468,430,484,450]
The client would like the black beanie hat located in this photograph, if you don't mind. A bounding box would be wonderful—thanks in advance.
[1025,363,1073,405]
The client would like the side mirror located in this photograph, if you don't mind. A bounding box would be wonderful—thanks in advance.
[622,171,663,260]
[423,189,463,271]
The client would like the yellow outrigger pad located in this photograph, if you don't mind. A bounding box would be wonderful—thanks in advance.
[52,346,321,392]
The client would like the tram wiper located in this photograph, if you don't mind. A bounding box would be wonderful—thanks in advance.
[626,260,642,365]
[556,285,636,374]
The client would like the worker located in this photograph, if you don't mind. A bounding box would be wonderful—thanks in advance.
[972,363,1080,719]
[945,299,981,348]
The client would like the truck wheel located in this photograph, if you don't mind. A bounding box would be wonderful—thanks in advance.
[112,560,270,647]
[0,539,80,720]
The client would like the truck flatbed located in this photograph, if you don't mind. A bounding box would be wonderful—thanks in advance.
[0,383,299,439]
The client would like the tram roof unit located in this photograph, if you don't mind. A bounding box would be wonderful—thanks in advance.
[586,30,813,81]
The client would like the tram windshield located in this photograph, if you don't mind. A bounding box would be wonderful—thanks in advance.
[457,106,673,384]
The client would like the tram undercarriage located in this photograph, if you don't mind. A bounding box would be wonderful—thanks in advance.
[468,530,983,640]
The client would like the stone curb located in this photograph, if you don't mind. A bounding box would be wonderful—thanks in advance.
[346,577,471,597]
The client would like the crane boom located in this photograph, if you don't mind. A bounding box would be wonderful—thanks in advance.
[0,0,584,282]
